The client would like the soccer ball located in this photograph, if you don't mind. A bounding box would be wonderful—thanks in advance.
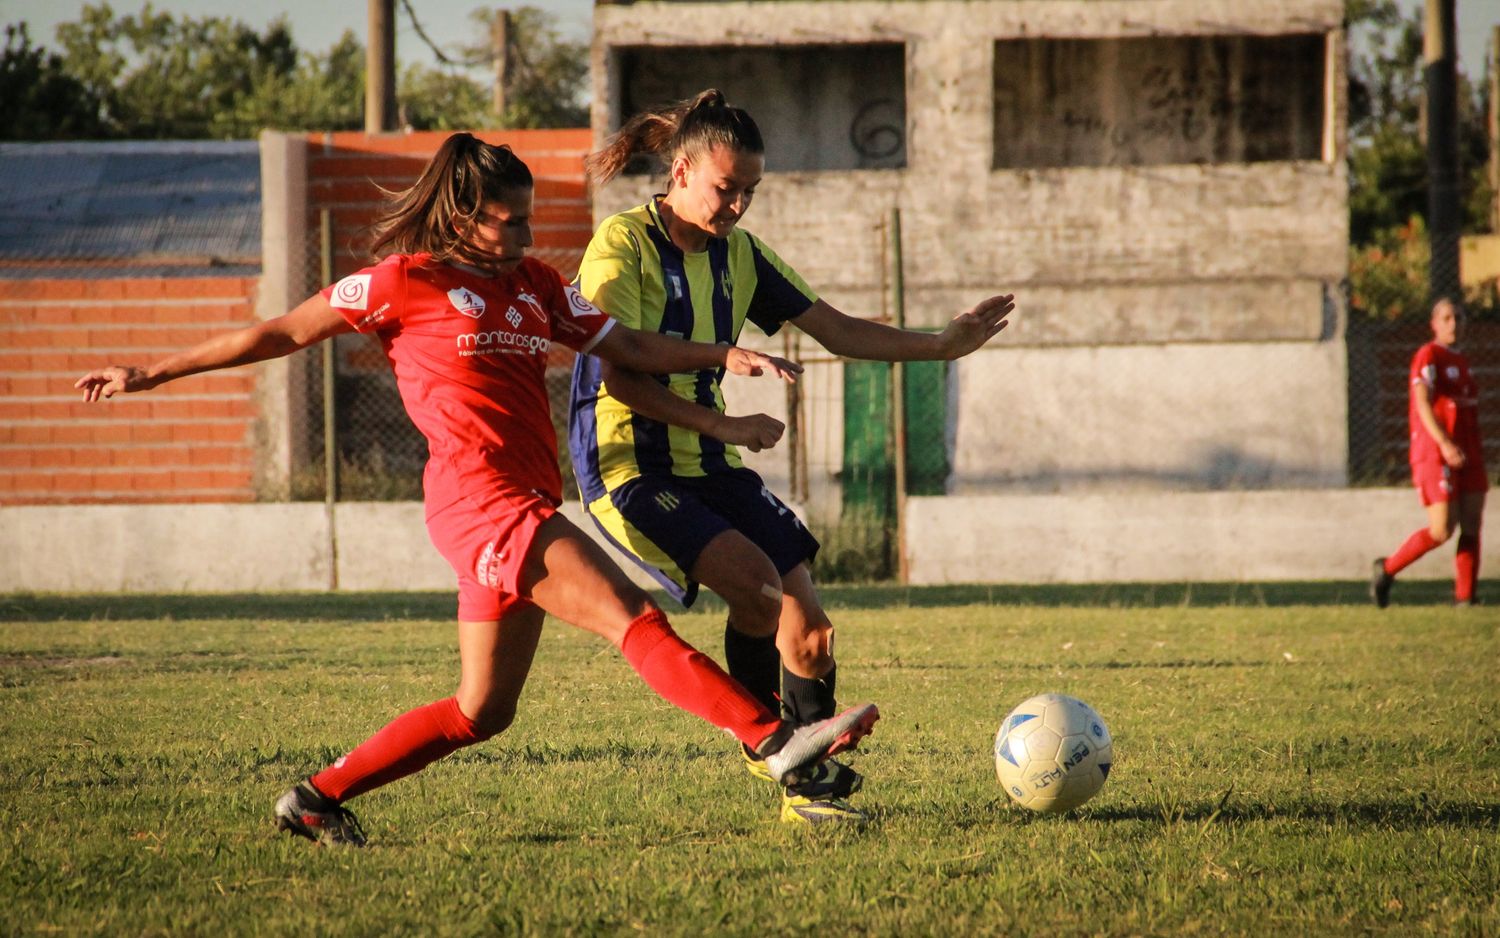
[994,693,1113,813]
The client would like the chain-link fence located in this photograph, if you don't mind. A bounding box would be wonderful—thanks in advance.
[283,194,1498,585]
[1346,219,1500,487]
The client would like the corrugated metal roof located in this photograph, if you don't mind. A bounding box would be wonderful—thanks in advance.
[0,141,261,278]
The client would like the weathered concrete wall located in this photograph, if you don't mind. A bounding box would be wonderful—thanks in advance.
[0,502,657,595]
[904,489,1496,586]
[725,333,1350,501]
[591,0,1349,493]
[2,490,1479,594]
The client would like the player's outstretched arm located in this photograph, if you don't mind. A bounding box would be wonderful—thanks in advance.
[590,324,802,382]
[599,361,786,452]
[75,295,353,401]
[792,294,1014,362]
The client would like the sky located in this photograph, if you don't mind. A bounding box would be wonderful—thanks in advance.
[2,0,1495,75]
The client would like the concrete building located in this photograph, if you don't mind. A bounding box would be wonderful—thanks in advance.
[589,0,1349,497]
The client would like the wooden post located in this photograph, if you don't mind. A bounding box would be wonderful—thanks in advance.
[1423,0,1460,302]
[365,0,397,133]
[889,208,908,584]
[1489,26,1499,232]
[492,9,512,123]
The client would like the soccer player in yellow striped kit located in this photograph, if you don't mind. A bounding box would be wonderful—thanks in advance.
[570,89,1016,823]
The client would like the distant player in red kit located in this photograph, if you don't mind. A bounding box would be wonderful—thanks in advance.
[75,133,878,845]
[1371,297,1488,607]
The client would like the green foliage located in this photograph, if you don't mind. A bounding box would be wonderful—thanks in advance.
[1,590,1495,935]
[0,24,109,140]
[1344,0,1495,320]
[398,63,494,132]
[1349,215,1429,319]
[475,7,589,129]
[54,2,301,139]
[4,3,589,139]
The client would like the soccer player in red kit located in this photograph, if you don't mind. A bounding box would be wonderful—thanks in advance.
[75,133,878,845]
[1371,297,1488,607]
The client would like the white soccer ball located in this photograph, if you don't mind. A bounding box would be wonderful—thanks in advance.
[994,693,1113,813]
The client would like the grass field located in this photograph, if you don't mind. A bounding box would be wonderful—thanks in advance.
[2,583,1496,936]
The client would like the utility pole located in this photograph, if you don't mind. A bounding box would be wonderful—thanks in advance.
[1423,0,1460,302]
[366,0,397,133]
[492,9,513,124]
[1489,26,1499,232]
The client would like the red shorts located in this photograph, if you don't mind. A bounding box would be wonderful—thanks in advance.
[425,486,557,621]
[1412,455,1488,507]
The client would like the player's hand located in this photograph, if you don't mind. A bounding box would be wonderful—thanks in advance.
[75,365,156,402]
[712,413,785,452]
[1439,439,1467,469]
[936,294,1015,360]
[725,347,802,382]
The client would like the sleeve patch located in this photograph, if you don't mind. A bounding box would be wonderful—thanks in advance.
[564,283,603,318]
[329,274,372,311]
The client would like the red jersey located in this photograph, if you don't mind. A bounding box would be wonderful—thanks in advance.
[1408,341,1482,465]
[322,254,614,510]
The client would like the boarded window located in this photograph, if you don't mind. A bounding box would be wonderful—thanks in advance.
[616,44,906,171]
[993,34,1326,168]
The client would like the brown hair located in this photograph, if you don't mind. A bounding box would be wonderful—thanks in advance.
[368,132,534,263]
[584,88,764,187]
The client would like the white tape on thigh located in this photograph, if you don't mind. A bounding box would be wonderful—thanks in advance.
[760,582,783,602]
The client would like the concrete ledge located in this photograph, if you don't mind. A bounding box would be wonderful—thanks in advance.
[0,501,656,595]
[906,489,1493,584]
[2,490,1487,594]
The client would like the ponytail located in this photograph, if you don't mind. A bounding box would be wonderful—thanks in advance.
[585,88,764,187]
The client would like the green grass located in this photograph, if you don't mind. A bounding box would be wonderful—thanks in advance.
[1,584,1495,936]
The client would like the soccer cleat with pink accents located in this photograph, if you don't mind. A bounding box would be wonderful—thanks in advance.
[274,781,367,847]
[761,703,879,787]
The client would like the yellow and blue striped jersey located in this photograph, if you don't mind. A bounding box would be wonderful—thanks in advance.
[568,197,817,503]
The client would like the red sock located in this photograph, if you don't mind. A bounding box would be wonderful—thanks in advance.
[1384,528,1440,576]
[311,697,479,803]
[1455,534,1481,602]
[619,609,782,750]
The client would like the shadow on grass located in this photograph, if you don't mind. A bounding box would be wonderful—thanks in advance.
[890,795,1500,831]
[1,578,1486,622]
[1086,796,1500,830]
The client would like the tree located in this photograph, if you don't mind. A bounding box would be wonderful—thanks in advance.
[410,4,589,129]
[1344,0,1494,317]
[4,3,589,139]
[54,3,301,139]
[476,6,589,129]
[0,23,109,140]
[1346,0,1491,242]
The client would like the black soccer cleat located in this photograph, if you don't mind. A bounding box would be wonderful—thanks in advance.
[1369,558,1393,609]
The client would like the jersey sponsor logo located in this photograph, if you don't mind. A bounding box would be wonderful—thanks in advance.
[455,328,551,357]
[718,268,733,301]
[329,274,372,311]
[1446,365,1460,381]
[448,287,487,319]
[506,306,523,328]
[666,271,685,301]
[356,302,391,330]
[564,283,602,319]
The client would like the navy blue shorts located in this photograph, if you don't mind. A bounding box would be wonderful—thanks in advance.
[585,467,820,607]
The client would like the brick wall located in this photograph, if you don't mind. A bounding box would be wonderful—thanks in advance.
[0,277,262,504]
[306,130,592,286]
[1,130,593,507]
